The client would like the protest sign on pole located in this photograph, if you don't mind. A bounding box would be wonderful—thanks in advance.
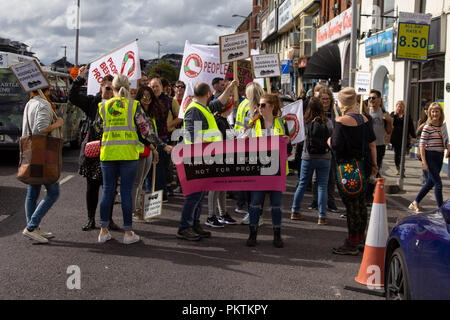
[251,54,281,79]
[219,31,250,65]
[10,60,50,92]
[226,60,253,96]
[87,40,141,96]
[178,41,229,118]
[282,99,305,145]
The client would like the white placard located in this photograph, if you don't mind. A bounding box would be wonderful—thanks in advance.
[143,190,163,220]
[178,41,229,119]
[282,99,305,144]
[0,53,7,68]
[251,54,281,78]
[87,40,141,96]
[10,60,50,92]
[355,71,372,95]
[398,12,432,25]
[219,32,250,64]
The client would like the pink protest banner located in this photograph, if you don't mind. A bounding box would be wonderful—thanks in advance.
[172,136,287,196]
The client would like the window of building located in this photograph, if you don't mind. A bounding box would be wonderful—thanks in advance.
[420,0,427,13]
[382,0,395,29]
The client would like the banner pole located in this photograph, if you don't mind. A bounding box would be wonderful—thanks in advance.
[233,61,239,107]
[266,78,271,94]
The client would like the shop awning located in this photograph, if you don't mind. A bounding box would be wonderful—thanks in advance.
[302,43,341,80]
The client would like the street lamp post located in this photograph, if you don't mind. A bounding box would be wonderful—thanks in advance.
[232,13,252,50]
[75,0,80,67]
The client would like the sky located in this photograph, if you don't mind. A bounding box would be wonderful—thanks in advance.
[0,0,252,65]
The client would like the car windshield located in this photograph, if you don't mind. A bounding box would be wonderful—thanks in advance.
[0,70,28,132]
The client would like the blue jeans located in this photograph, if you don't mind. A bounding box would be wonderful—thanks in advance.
[249,191,282,228]
[292,159,330,218]
[25,183,60,230]
[179,191,206,232]
[415,151,444,207]
[100,160,138,231]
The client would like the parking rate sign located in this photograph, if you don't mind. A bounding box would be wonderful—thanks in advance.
[396,23,430,61]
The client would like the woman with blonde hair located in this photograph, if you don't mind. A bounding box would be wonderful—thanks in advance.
[329,88,377,255]
[409,102,450,213]
[389,100,417,175]
[97,74,159,244]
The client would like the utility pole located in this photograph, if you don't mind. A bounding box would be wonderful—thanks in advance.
[61,46,67,73]
[349,0,359,87]
[75,0,80,67]
[156,41,163,60]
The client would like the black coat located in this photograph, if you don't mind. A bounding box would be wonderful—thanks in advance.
[69,77,103,180]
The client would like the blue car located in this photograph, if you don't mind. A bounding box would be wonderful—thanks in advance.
[384,200,450,300]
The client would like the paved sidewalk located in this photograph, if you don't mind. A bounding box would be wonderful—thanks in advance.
[360,149,450,220]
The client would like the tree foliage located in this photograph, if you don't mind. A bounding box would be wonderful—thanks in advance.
[148,61,179,83]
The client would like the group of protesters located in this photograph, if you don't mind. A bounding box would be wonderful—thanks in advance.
[21,69,450,255]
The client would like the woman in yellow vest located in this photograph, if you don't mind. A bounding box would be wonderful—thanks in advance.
[245,93,292,248]
[98,74,160,245]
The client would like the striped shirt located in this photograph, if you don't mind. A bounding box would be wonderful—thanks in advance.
[419,124,449,152]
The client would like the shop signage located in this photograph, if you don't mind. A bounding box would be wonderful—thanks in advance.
[317,7,353,48]
[365,30,393,58]
[278,0,292,31]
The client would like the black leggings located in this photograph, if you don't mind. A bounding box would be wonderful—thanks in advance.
[86,178,113,220]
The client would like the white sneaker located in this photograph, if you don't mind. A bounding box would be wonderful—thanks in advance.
[235,207,249,215]
[123,231,140,245]
[241,213,250,225]
[36,228,54,239]
[98,231,112,243]
[23,228,49,243]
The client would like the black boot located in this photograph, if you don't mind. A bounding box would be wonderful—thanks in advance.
[82,217,96,231]
[246,226,258,247]
[273,227,284,248]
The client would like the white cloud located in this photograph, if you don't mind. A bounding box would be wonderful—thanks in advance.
[0,0,251,65]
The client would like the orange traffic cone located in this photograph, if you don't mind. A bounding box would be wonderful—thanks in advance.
[355,178,389,287]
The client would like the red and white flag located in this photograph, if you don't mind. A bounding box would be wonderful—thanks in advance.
[87,40,141,95]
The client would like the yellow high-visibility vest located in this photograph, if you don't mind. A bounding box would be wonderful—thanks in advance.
[234,98,250,131]
[183,101,222,144]
[99,97,144,161]
[254,117,289,176]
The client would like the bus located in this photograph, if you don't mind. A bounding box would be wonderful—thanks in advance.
[0,51,85,150]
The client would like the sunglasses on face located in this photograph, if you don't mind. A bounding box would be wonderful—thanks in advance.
[369,96,378,100]
[175,85,185,89]
[258,103,267,108]
[105,87,113,91]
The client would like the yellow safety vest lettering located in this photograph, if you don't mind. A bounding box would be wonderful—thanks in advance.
[99,97,144,161]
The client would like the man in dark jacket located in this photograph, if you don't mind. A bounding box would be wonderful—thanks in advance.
[69,66,119,231]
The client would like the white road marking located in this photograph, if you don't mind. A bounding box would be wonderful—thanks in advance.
[331,286,342,298]
[0,215,9,223]
[59,175,75,186]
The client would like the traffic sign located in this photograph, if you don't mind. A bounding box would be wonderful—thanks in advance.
[281,59,290,74]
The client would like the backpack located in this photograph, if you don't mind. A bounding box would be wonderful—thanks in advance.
[306,117,330,154]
